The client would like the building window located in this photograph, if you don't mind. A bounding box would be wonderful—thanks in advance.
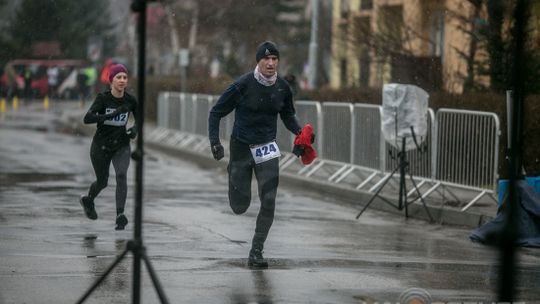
[341,0,350,19]
[430,11,445,59]
[340,59,348,88]
[359,49,370,87]
[360,0,373,10]
[379,5,403,38]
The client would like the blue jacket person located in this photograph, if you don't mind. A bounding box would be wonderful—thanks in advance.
[208,41,303,268]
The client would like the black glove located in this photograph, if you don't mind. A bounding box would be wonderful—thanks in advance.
[97,112,116,123]
[126,126,137,139]
[116,104,130,114]
[96,114,108,123]
[97,105,130,123]
[211,144,224,161]
[292,144,304,157]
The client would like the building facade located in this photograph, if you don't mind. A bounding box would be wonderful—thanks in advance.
[329,0,491,93]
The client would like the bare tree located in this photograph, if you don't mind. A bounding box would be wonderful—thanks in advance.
[349,6,443,90]
[486,0,507,92]
[166,0,309,76]
[447,0,489,92]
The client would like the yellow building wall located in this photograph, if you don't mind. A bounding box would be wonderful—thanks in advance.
[442,0,474,93]
[330,0,493,93]
[331,0,364,88]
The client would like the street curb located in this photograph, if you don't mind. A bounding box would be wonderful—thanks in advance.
[146,140,494,229]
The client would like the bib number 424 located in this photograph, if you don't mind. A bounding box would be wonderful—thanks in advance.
[255,143,277,158]
[250,141,281,164]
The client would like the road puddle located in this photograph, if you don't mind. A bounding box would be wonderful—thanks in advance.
[0,172,74,187]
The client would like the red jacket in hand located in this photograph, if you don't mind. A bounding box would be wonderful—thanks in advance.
[294,124,317,165]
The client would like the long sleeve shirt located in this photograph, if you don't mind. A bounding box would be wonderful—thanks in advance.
[84,91,137,151]
[208,72,301,146]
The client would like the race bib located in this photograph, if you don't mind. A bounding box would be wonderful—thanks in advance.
[250,141,281,164]
[103,108,129,126]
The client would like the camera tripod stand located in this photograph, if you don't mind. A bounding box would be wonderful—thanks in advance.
[355,136,434,221]
[77,1,169,304]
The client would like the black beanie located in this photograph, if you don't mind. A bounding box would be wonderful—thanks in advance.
[256,41,280,62]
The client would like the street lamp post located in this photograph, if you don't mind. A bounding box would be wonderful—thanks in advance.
[307,0,319,90]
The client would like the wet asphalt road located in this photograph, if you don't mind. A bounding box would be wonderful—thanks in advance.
[1,105,540,304]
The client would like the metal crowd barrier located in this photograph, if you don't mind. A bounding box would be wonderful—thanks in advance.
[422,109,500,211]
[299,104,385,192]
[154,92,501,211]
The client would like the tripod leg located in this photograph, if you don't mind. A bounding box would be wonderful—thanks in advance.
[402,174,409,218]
[398,137,408,218]
[407,173,434,222]
[141,252,170,304]
[355,166,399,219]
[76,247,130,304]
[399,160,409,218]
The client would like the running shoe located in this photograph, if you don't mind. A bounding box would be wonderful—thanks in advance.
[79,195,97,220]
[248,248,268,269]
[115,213,128,230]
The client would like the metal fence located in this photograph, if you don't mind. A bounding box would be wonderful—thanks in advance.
[154,92,501,210]
[322,102,354,163]
[423,109,501,211]
[352,104,384,170]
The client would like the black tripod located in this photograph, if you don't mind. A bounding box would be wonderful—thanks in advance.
[355,134,434,221]
[77,1,169,303]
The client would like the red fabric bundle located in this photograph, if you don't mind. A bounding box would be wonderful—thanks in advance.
[294,124,317,165]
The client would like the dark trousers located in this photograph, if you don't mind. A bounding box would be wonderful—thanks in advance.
[228,137,280,252]
[87,142,131,214]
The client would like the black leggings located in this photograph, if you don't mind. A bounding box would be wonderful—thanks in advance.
[228,137,279,251]
[87,142,131,213]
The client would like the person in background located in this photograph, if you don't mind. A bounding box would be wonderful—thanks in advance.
[79,64,137,230]
[5,63,18,100]
[83,66,98,98]
[100,58,114,91]
[76,69,88,101]
[208,41,312,269]
[47,66,59,98]
[23,66,32,100]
